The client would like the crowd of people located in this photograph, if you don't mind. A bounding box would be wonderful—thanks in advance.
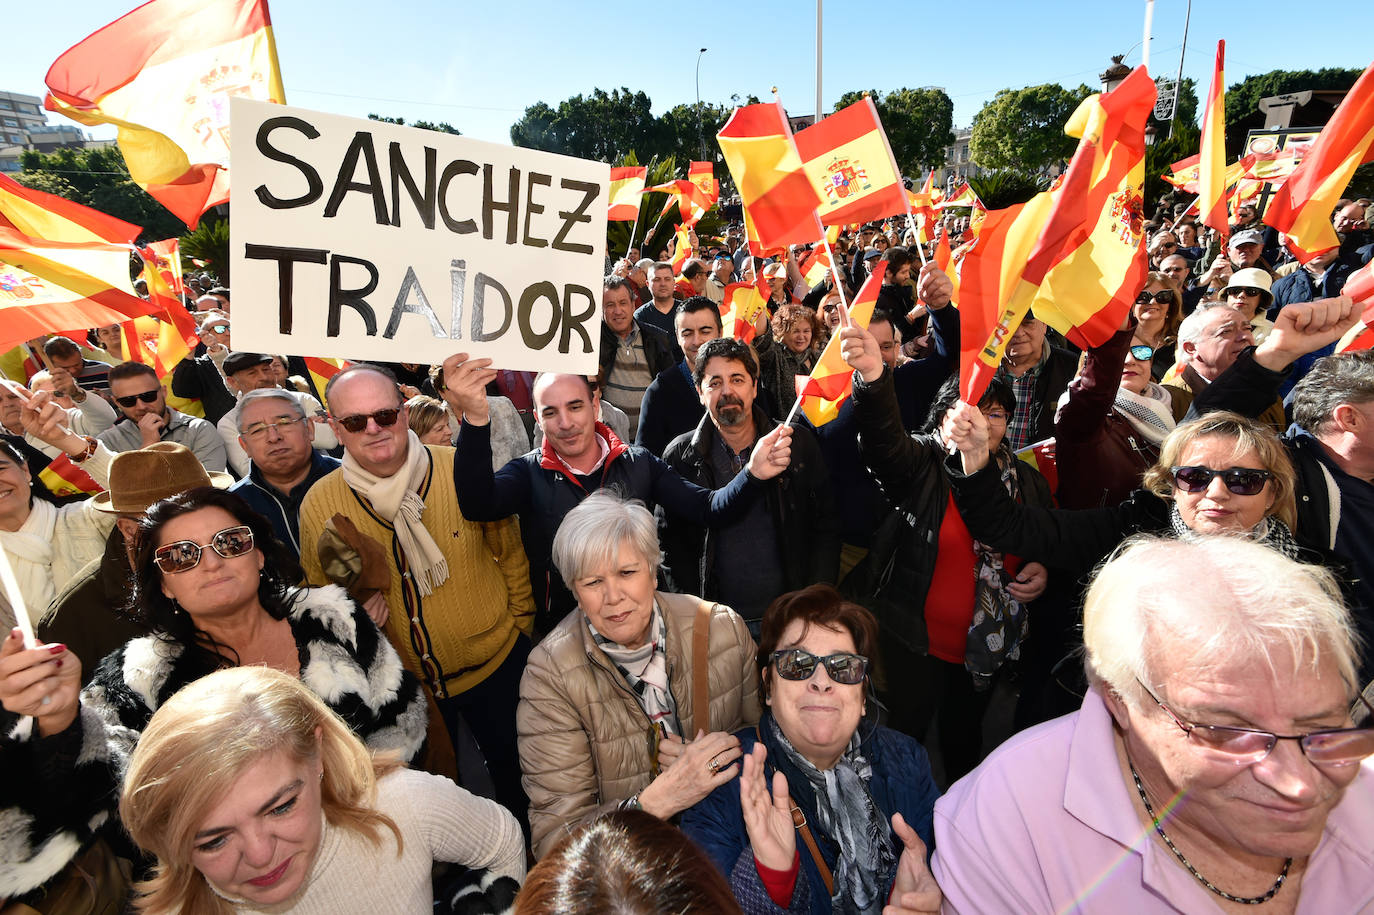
[0,193,1372,914]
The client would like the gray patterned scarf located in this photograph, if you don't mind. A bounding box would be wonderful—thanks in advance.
[588,603,681,737]
[767,716,896,915]
[1168,504,1302,557]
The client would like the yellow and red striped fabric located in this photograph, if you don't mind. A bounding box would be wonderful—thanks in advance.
[44,0,286,229]
[0,174,140,245]
[718,101,823,251]
[1162,154,1201,193]
[688,161,718,207]
[1264,61,1374,263]
[38,452,104,499]
[795,97,907,227]
[1198,41,1229,238]
[303,356,348,410]
[958,67,1155,403]
[940,182,981,210]
[908,172,938,243]
[719,278,770,343]
[608,166,647,221]
[794,262,886,427]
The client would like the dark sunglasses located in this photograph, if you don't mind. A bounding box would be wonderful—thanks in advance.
[771,648,869,685]
[1171,465,1273,496]
[115,389,160,408]
[1228,286,1264,298]
[154,525,255,574]
[208,323,229,334]
[1128,344,1155,362]
[1135,290,1174,306]
[332,407,402,433]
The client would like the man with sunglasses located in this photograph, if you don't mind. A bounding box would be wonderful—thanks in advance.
[933,536,1374,912]
[169,313,238,425]
[298,362,535,828]
[97,361,227,472]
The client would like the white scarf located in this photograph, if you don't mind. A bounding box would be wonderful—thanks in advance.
[0,499,58,616]
[1112,382,1176,446]
[341,430,449,595]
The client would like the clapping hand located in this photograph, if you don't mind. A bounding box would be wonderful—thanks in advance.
[739,743,796,873]
[884,813,942,914]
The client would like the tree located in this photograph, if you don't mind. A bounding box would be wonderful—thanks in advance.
[967,170,1044,210]
[16,145,185,242]
[833,88,954,176]
[179,217,231,284]
[1223,68,1363,159]
[367,114,461,135]
[969,83,1094,173]
[658,101,732,170]
[510,88,660,163]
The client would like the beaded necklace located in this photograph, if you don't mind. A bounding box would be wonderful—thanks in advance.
[1129,760,1291,905]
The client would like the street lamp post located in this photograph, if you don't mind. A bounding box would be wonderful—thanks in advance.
[696,48,709,161]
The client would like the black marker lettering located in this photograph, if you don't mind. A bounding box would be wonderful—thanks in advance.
[243,244,328,333]
[254,117,323,209]
[327,254,379,336]
[324,132,388,224]
[552,178,598,254]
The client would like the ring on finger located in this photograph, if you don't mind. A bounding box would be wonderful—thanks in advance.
[707,757,720,774]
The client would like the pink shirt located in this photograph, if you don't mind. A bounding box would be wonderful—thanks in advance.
[932,690,1374,913]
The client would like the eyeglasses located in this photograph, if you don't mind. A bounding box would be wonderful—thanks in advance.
[207,323,229,334]
[1171,465,1273,496]
[771,648,869,685]
[1135,290,1174,306]
[1228,286,1264,298]
[114,389,160,408]
[982,410,1009,425]
[241,415,306,440]
[153,525,255,574]
[332,407,402,433]
[1137,679,1374,767]
[1128,344,1155,362]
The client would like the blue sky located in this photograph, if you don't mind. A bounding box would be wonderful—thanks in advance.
[3,0,1370,147]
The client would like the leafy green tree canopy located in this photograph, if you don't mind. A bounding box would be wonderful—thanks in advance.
[833,88,954,176]
[17,145,185,242]
[510,88,659,162]
[367,114,461,135]
[968,83,1093,173]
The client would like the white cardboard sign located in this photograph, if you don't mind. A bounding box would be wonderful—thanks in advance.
[230,98,608,373]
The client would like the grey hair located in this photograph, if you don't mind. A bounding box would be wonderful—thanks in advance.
[1175,301,1239,358]
[1291,349,1374,436]
[551,490,662,585]
[235,388,305,432]
[1083,536,1359,711]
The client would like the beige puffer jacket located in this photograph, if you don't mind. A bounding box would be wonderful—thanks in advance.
[517,591,760,858]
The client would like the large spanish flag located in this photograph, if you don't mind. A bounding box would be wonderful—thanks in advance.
[1198,41,1229,238]
[795,98,907,227]
[0,252,159,352]
[44,0,286,230]
[718,101,823,251]
[958,67,1155,403]
[1264,61,1374,263]
[607,166,647,221]
[794,262,886,427]
[0,174,141,246]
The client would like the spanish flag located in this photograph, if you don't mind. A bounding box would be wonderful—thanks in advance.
[38,452,104,499]
[719,278,770,343]
[1334,262,1374,353]
[1162,154,1201,193]
[958,67,1155,403]
[908,172,938,243]
[670,223,692,275]
[1264,60,1374,263]
[607,166,647,221]
[303,356,347,410]
[799,246,832,287]
[940,182,981,210]
[688,161,718,207]
[0,252,158,352]
[795,98,907,227]
[793,262,886,427]
[0,174,140,246]
[718,101,823,251]
[44,0,286,230]
[1198,41,1229,238]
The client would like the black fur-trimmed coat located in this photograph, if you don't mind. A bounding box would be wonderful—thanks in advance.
[0,584,428,897]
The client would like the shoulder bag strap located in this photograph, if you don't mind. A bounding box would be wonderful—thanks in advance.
[752,726,835,896]
[691,601,715,737]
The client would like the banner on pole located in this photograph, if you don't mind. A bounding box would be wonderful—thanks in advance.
[230,99,609,373]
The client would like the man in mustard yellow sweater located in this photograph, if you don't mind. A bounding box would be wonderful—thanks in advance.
[300,364,534,825]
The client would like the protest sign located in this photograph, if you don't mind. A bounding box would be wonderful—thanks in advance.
[230,99,609,373]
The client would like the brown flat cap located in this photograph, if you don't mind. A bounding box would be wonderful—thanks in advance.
[91,442,233,514]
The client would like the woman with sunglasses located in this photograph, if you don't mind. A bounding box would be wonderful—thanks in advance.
[0,487,427,904]
[681,585,941,915]
[517,490,759,860]
[1220,267,1276,343]
[1130,271,1185,380]
[1053,302,1190,511]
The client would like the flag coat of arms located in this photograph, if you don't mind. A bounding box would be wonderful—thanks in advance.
[795,98,907,227]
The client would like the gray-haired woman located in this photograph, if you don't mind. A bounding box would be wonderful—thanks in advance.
[516,491,760,858]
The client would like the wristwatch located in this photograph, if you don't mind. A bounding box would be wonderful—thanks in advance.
[621,793,644,812]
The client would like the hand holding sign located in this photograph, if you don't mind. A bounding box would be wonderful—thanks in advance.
[439,352,498,426]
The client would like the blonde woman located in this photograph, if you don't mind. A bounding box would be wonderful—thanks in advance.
[121,666,523,914]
